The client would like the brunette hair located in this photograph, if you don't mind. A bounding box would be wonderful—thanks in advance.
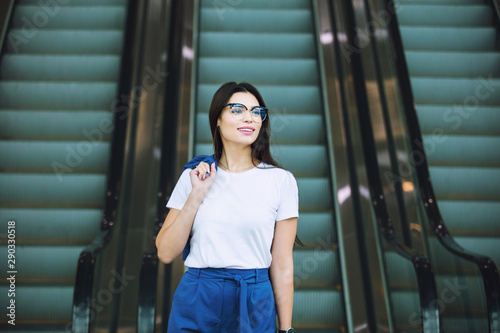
[208,82,281,168]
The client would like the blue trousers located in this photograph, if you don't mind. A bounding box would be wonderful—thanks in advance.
[167,267,277,333]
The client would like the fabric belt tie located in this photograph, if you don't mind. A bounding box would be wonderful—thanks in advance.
[187,267,269,333]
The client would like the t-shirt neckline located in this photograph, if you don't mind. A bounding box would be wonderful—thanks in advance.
[218,162,263,175]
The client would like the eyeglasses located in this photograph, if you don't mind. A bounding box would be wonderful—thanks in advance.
[223,103,268,122]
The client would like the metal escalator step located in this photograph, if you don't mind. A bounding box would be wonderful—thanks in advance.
[5,29,124,54]
[293,289,344,329]
[404,51,500,77]
[199,32,315,59]
[0,207,101,244]
[0,54,121,81]
[429,166,500,201]
[416,104,500,136]
[297,212,336,246]
[200,0,310,9]
[293,249,339,288]
[396,4,492,27]
[197,84,322,114]
[19,0,127,5]
[454,236,500,266]
[0,141,110,173]
[0,245,83,280]
[0,174,106,208]
[437,200,500,236]
[196,113,325,145]
[198,58,319,85]
[399,26,496,51]
[0,110,114,141]
[423,135,500,167]
[0,81,117,110]
[201,8,313,33]
[12,5,126,29]
[0,284,73,322]
[410,77,500,105]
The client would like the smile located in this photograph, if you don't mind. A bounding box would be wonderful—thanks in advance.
[238,127,255,135]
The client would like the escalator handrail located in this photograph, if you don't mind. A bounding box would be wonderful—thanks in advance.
[384,0,500,331]
[137,0,186,331]
[0,0,15,57]
[489,0,500,46]
[332,0,441,330]
[71,0,138,331]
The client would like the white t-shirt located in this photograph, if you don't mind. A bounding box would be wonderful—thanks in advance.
[166,162,299,269]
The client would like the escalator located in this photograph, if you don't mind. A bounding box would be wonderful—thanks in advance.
[0,0,128,330]
[395,0,500,271]
[193,1,346,331]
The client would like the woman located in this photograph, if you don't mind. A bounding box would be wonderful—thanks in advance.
[156,82,298,333]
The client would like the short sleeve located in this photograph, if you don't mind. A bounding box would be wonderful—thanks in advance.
[166,169,192,210]
[276,171,299,221]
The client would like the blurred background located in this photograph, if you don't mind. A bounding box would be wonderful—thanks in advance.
[0,0,499,332]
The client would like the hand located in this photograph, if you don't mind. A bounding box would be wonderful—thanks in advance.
[189,162,216,199]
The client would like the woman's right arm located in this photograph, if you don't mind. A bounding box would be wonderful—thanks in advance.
[155,162,216,263]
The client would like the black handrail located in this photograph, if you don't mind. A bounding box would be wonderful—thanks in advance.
[137,0,183,331]
[71,0,138,331]
[489,0,500,49]
[335,0,441,331]
[385,0,500,332]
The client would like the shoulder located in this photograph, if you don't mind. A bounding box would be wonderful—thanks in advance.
[257,163,297,182]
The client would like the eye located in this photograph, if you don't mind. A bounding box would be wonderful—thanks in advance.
[250,110,261,117]
[231,107,243,114]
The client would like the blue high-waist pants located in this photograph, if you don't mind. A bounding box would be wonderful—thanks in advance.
[167,267,277,333]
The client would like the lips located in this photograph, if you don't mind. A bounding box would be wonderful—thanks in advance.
[237,126,255,135]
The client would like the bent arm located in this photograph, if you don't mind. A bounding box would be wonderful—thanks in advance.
[270,217,297,330]
[155,191,204,263]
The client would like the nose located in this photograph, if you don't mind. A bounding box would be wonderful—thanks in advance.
[242,109,254,122]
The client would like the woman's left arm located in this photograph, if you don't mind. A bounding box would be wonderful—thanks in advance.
[270,217,298,331]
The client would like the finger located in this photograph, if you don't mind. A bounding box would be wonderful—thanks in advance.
[210,162,216,177]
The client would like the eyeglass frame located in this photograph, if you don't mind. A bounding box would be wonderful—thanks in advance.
[223,103,268,122]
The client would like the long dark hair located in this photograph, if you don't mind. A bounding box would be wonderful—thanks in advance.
[208,81,281,168]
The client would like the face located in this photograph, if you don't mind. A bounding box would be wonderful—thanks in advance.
[217,92,263,148]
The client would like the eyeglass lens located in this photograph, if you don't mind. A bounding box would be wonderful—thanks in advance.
[228,104,267,122]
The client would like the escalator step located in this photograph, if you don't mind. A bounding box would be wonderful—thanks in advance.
[396,4,492,26]
[0,245,83,280]
[201,8,313,33]
[297,212,336,246]
[454,236,500,265]
[5,29,124,54]
[12,5,126,29]
[423,135,500,167]
[0,110,114,141]
[199,32,315,59]
[404,51,500,77]
[399,26,496,51]
[293,289,344,329]
[437,200,500,236]
[0,207,101,244]
[200,0,310,9]
[1,54,120,81]
[0,81,118,110]
[0,174,106,208]
[198,58,319,85]
[0,141,110,173]
[410,77,500,105]
[0,284,72,322]
[429,166,500,201]
[416,104,500,136]
[196,113,325,145]
[197,84,322,114]
[294,249,339,288]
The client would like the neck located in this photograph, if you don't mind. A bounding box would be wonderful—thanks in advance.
[219,146,257,172]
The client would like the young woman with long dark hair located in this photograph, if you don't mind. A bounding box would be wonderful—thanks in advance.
[156,82,298,333]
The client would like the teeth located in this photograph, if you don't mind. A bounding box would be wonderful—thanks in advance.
[239,128,253,132]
